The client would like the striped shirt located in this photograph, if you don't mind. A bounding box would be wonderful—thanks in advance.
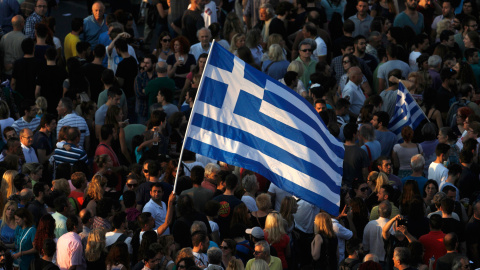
[57,113,90,148]
[11,117,40,134]
[53,143,88,165]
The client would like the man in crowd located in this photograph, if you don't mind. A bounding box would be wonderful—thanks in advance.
[24,0,47,38]
[82,1,108,49]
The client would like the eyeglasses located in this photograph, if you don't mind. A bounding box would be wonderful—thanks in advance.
[162,39,171,42]
[220,246,229,250]
[343,60,350,64]
[300,48,312,52]
[254,251,263,255]
[360,187,369,192]
[143,169,149,173]
[178,265,186,269]
[36,5,47,8]
[127,183,138,188]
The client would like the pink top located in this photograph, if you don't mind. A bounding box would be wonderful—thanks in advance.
[56,232,86,270]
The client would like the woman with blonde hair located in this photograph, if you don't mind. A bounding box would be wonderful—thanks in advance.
[279,196,297,236]
[279,61,307,97]
[84,174,107,216]
[230,33,246,54]
[86,228,108,268]
[0,201,17,248]
[435,19,452,42]
[175,247,194,265]
[262,44,290,80]
[226,258,244,270]
[264,211,290,269]
[311,212,338,270]
[1,170,18,205]
[35,97,48,119]
[52,178,71,197]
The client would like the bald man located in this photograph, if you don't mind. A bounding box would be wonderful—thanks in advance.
[0,15,25,75]
[82,1,108,49]
[342,66,366,117]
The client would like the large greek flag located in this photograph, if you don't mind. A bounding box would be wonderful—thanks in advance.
[388,82,427,142]
[183,42,344,215]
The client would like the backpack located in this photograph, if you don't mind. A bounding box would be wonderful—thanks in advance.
[106,234,129,251]
[446,99,470,128]
[339,258,361,270]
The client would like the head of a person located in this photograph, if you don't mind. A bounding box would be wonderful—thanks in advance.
[313,212,335,237]
[298,40,313,60]
[171,36,190,54]
[197,28,211,46]
[254,240,271,261]
[393,247,411,268]
[14,208,34,228]
[19,128,34,148]
[377,184,394,202]
[191,231,209,252]
[34,0,48,16]
[92,1,106,21]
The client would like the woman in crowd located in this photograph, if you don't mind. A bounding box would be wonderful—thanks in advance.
[85,228,108,268]
[264,212,290,269]
[279,196,297,237]
[159,235,176,269]
[105,242,130,270]
[311,212,338,270]
[83,174,107,216]
[167,36,196,90]
[241,174,259,212]
[230,203,252,228]
[105,105,132,165]
[392,126,424,178]
[221,239,237,268]
[370,0,397,22]
[250,194,272,229]
[13,208,36,270]
[1,171,18,206]
[423,180,439,210]
[229,33,246,54]
[223,13,244,46]
[398,180,422,215]
[262,44,290,80]
[179,53,208,107]
[246,29,263,66]
[32,214,56,258]
[0,201,17,249]
[153,31,173,62]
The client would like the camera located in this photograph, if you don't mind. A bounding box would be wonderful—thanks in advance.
[397,216,408,227]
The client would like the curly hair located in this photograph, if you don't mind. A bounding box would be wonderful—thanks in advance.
[171,36,190,54]
[85,228,106,262]
[33,214,56,256]
[86,174,107,201]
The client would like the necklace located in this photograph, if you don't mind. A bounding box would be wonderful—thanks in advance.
[162,48,170,55]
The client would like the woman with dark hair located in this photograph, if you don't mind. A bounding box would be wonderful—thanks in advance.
[176,257,196,270]
[347,197,369,240]
[179,53,208,107]
[403,196,429,239]
[105,105,132,165]
[456,63,478,90]
[32,215,55,257]
[167,36,196,89]
[393,126,424,177]
[423,180,438,209]
[12,208,36,269]
[153,32,173,62]
[399,180,422,214]
[63,57,90,98]
[357,104,374,124]
[464,31,480,49]
[137,230,157,264]
[221,239,237,268]
[105,242,130,270]
[338,54,372,96]
[237,47,260,70]
[162,159,183,185]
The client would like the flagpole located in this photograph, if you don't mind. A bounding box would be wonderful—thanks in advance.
[400,81,430,123]
[172,40,217,194]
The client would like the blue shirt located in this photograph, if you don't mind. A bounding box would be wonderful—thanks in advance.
[81,15,108,49]
[393,11,424,35]
[262,60,290,80]
[361,140,382,162]
[401,176,428,196]
[98,31,111,68]
[0,0,19,33]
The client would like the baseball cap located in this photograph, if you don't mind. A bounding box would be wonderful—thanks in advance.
[245,227,264,239]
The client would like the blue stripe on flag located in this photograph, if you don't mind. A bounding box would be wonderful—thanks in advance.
[185,137,341,213]
[233,90,343,174]
[190,113,341,191]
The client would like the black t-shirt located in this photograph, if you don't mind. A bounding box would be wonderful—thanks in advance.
[343,145,369,187]
[81,63,106,103]
[32,131,53,157]
[12,57,43,100]
[36,65,67,115]
[213,194,243,238]
[181,9,204,44]
[442,217,465,242]
[435,86,456,113]
[115,56,138,98]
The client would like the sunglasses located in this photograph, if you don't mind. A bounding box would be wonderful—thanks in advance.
[220,246,229,250]
[127,184,138,188]
[343,61,350,64]
[300,49,312,52]
[143,169,149,173]
[162,39,171,42]
[254,251,263,255]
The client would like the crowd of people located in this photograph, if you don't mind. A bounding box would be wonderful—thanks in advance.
[0,0,480,269]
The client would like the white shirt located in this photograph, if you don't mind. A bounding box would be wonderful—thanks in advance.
[293,200,320,234]
[313,36,327,57]
[143,199,169,235]
[342,80,365,116]
[332,218,353,263]
[241,195,258,212]
[189,42,211,61]
[202,0,217,27]
[409,51,421,71]
[363,217,389,262]
[21,143,38,163]
[427,162,449,185]
[105,232,133,254]
[268,183,292,211]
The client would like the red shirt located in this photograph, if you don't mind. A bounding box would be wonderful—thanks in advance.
[94,143,122,191]
[264,230,290,269]
[419,230,446,267]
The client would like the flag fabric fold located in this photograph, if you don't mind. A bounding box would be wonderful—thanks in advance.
[388,81,427,142]
[183,42,344,215]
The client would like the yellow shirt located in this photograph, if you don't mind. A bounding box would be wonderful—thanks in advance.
[64,33,80,60]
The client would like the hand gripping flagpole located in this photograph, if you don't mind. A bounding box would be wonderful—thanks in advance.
[172,41,217,194]
[399,81,430,123]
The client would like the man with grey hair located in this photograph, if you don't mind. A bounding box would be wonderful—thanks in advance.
[202,163,221,193]
[245,240,282,270]
[82,1,108,49]
[295,39,317,88]
[343,66,365,117]
[359,124,381,163]
[402,154,428,192]
[363,201,392,267]
[428,55,442,91]
[206,247,223,270]
[366,31,382,61]
[258,4,275,43]
[392,247,413,270]
[144,61,175,115]
[190,28,211,61]
[56,97,90,150]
